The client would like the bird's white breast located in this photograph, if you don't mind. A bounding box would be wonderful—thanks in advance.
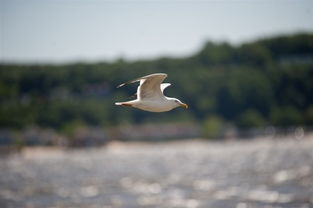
[133,100,174,112]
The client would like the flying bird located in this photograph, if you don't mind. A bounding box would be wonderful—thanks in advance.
[115,73,188,112]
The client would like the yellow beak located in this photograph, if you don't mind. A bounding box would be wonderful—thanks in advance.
[180,103,188,109]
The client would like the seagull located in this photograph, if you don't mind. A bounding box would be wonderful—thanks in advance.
[115,73,188,112]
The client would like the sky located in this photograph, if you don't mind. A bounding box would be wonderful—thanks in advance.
[0,0,312,63]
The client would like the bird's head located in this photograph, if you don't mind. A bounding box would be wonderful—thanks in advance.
[171,98,188,109]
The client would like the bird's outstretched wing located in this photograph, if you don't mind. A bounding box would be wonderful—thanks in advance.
[138,73,168,99]
[117,73,168,99]
[125,83,170,100]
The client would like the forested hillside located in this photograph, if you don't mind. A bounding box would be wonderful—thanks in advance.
[1,33,313,134]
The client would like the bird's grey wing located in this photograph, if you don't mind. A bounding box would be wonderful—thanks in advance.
[117,77,141,88]
[137,73,167,99]
[117,73,166,88]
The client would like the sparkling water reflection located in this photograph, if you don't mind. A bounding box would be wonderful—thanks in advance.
[0,138,313,208]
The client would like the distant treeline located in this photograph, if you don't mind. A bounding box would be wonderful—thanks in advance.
[0,33,313,135]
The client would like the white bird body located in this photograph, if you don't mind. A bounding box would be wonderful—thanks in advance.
[115,73,188,112]
[125,97,174,112]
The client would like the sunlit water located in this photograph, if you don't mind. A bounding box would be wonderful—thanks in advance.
[1,138,313,208]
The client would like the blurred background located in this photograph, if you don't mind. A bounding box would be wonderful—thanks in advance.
[0,0,313,208]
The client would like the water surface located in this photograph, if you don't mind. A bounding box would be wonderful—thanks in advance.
[1,138,313,208]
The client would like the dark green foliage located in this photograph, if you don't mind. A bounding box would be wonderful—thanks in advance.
[0,33,312,130]
[203,115,224,138]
